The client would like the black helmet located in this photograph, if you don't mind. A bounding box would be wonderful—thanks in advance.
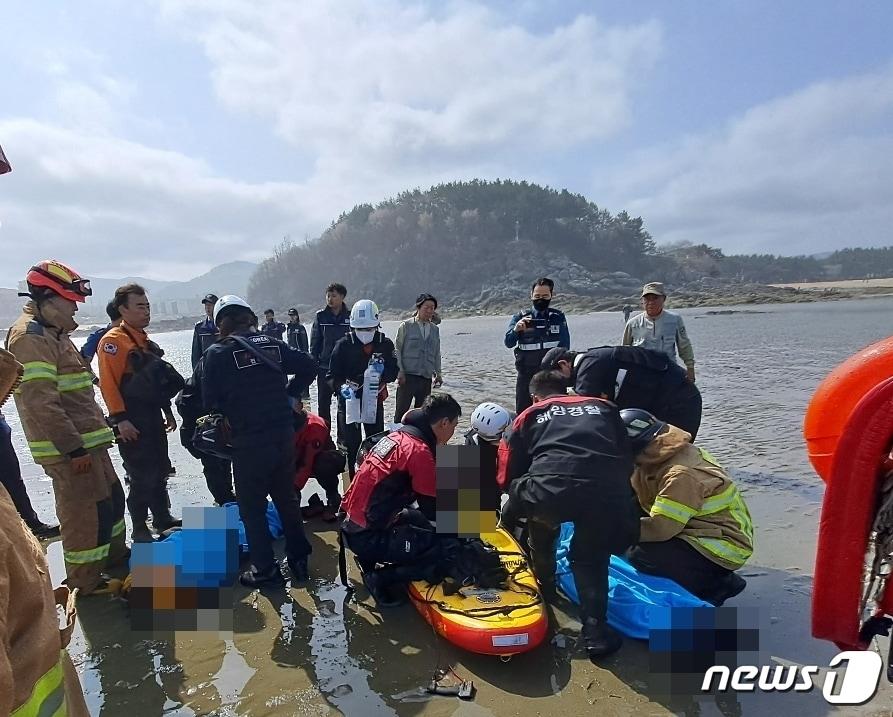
[620,408,667,453]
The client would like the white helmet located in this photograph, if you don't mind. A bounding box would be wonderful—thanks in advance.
[213,294,252,325]
[471,402,512,441]
[350,299,380,329]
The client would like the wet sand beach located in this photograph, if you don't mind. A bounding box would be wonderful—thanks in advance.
[8,298,893,715]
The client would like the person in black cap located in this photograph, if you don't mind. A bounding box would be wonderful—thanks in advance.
[191,293,219,369]
[286,308,309,353]
[540,345,702,439]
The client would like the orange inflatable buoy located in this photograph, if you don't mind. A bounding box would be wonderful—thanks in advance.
[804,335,893,482]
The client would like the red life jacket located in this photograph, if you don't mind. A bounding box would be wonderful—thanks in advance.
[341,430,435,529]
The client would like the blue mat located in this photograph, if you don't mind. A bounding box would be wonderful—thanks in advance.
[555,523,711,639]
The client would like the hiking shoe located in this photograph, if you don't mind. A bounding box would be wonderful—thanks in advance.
[131,522,156,543]
[240,564,286,588]
[583,619,623,661]
[28,521,61,540]
[321,505,339,522]
[364,571,407,608]
[301,494,324,519]
[288,557,310,583]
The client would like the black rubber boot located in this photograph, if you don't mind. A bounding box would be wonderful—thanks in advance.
[582,618,623,661]
[150,488,181,533]
[703,572,747,606]
[363,568,408,608]
[288,555,310,583]
[128,498,155,543]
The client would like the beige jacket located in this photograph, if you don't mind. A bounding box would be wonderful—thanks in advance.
[632,425,753,570]
[0,486,89,716]
[6,302,114,464]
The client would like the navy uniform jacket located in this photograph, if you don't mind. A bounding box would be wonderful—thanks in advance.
[286,322,309,353]
[191,318,219,369]
[504,307,570,369]
[310,306,351,370]
[497,394,633,501]
[260,320,286,341]
[201,331,316,447]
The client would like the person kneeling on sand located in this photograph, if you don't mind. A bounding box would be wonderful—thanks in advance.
[621,409,752,606]
[292,401,345,522]
[340,394,461,607]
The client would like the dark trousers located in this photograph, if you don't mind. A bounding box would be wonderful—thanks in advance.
[394,374,432,423]
[316,368,341,441]
[514,364,539,414]
[232,432,311,572]
[201,455,236,505]
[501,476,636,627]
[0,415,40,526]
[344,512,444,584]
[338,397,384,478]
[627,538,732,602]
[117,407,172,525]
[310,450,345,508]
[662,381,703,441]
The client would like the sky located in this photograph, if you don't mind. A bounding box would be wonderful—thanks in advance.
[0,0,891,286]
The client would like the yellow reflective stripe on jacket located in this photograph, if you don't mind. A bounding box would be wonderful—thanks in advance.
[692,536,752,567]
[81,427,114,449]
[111,519,126,537]
[56,371,94,393]
[11,652,65,717]
[651,496,698,524]
[699,484,737,515]
[64,542,110,565]
[27,440,62,459]
[20,361,58,383]
[27,427,113,459]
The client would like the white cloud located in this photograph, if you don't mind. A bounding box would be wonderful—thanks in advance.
[158,0,661,181]
[0,119,315,283]
[0,2,663,285]
[603,67,893,255]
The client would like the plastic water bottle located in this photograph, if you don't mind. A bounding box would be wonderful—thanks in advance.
[361,359,382,424]
[342,383,361,424]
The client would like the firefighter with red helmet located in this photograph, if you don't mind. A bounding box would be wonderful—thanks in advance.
[5,259,128,595]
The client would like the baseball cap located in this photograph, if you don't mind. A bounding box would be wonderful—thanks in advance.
[540,347,570,371]
[202,293,219,305]
[641,282,666,297]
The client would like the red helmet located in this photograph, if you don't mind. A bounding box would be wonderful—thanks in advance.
[25,260,92,303]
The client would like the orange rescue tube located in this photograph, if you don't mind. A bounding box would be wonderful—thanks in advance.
[804,335,893,482]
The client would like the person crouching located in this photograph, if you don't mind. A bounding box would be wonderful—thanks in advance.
[292,402,345,522]
[497,370,638,661]
[340,393,461,606]
[621,409,752,605]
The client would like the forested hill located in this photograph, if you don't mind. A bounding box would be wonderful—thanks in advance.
[246,180,892,312]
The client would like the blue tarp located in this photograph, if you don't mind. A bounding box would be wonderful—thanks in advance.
[555,523,711,639]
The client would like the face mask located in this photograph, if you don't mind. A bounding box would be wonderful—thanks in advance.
[532,298,551,312]
[355,329,376,344]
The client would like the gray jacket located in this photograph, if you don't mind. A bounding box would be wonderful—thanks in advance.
[395,318,441,379]
[622,310,695,368]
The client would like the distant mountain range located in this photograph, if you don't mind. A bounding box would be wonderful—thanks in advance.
[0,261,257,325]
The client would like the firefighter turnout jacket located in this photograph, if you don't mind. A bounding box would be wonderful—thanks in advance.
[632,425,753,570]
[6,302,114,464]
